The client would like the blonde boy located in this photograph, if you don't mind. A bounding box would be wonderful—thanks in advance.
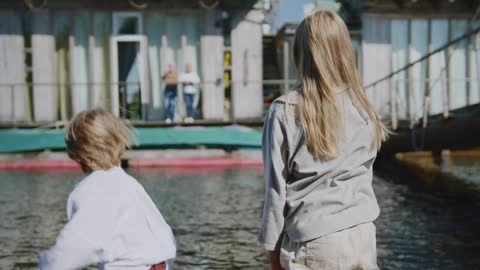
[39,109,176,270]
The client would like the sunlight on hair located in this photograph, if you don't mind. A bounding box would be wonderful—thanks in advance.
[65,109,137,172]
[293,11,390,159]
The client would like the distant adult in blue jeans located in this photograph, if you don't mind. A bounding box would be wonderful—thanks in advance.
[183,93,195,120]
[162,64,178,124]
[179,64,200,123]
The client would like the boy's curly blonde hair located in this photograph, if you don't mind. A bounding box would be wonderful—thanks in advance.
[65,109,135,172]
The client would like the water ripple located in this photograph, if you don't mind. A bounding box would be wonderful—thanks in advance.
[0,166,479,269]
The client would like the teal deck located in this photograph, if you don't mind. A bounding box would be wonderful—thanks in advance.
[0,126,262,153]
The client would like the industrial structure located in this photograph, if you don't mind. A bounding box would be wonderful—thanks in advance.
[0,0,271,124]
[1,0,480,141]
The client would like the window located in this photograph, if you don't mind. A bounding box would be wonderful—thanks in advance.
[113,12,143,35]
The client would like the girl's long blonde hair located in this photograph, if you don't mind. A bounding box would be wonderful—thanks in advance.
[293,11,388,159]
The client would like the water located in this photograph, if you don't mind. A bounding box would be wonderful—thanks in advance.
[0,164,479,270]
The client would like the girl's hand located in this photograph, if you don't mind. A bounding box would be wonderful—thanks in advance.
[267,250,284,270]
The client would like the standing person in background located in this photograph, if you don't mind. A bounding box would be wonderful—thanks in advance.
[257,11,389,270]
[179,64,200,123]
[162,64,179,124]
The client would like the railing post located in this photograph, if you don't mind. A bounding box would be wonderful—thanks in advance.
[423,21,432,128]
[11,84,15,126]
[476,31,480,104]
[407,19,412,124]
[283,40,289,94]
[389,77,398,130]
[443,45,451,119]
[422,96,430,129]
[467,26,473,106]
[406,62,413,123]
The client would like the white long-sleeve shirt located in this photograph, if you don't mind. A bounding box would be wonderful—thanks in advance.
[178,71,200,94]
[38,166,176,270]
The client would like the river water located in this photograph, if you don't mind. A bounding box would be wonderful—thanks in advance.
[0,162,479,269]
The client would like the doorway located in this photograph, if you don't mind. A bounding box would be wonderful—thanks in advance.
[110,12,148,120]
[110,36,148,120]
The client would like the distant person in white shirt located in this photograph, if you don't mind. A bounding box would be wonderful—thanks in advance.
[179,64,200,123]
[38,109,176,270]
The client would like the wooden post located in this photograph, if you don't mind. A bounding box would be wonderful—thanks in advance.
[58,47,68,121]
[139,36,150,121]
[476,32,480,99]
[109,36,119,117]
[467,26,472,106]
[422,96,430,128]
[0,11,26,123]
[422,19,432,128]
[230,9,263,120]
[406,19,413,123]
[200,10,224,120]
[181,34,187,68]
[444,20,452,119]
[10,85,15,124]
[283,40,289,94]
[89,32,96,108]
[390,77,398,130]
[32,11,57,122]
[441,49,449,119]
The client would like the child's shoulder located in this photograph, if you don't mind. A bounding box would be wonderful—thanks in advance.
[69,167,136,202]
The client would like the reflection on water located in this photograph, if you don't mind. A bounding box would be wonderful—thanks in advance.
[441,157,480,185]
[0,165,479,269]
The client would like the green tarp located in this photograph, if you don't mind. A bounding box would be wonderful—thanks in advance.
[0,126,262,153]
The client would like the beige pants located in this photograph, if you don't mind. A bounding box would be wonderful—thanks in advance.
[279,223,379,270]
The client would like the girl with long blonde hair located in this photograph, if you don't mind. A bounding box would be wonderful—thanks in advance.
[257,11,388,270]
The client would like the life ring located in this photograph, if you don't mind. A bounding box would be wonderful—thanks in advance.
[198,0,219,10]
[24,0,48,10]
[129,0,148,10]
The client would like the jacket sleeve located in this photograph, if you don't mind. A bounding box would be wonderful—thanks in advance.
[257,104,288,251]
[38,187,120,270]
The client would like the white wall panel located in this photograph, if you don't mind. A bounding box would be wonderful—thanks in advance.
[361,14,391,117]
[391,19,408,120]
[200,11,224,120]
[0,11,26,122]
[429,19,449,115]
[32,11,57,122]
[231,9,263,119]
[70,12,90,115]
[449,20,468,110]
[409,19,428,121]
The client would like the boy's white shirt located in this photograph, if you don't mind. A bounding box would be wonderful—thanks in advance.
[38,166,176,270]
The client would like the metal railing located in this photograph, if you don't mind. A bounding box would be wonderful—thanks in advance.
[0,82,141,126]
[0,79,297,127]
[364,24,480,130]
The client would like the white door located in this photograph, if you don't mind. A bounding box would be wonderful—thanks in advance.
[110,35,149,120]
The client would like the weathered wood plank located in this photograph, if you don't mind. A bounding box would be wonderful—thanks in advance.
[0,11,26,122]
[90,12,111,110]
[200,11,224,120]
[231,9,263,120]
[70,12,90,115]
[362,14,392,118]
[32,11,57,122]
